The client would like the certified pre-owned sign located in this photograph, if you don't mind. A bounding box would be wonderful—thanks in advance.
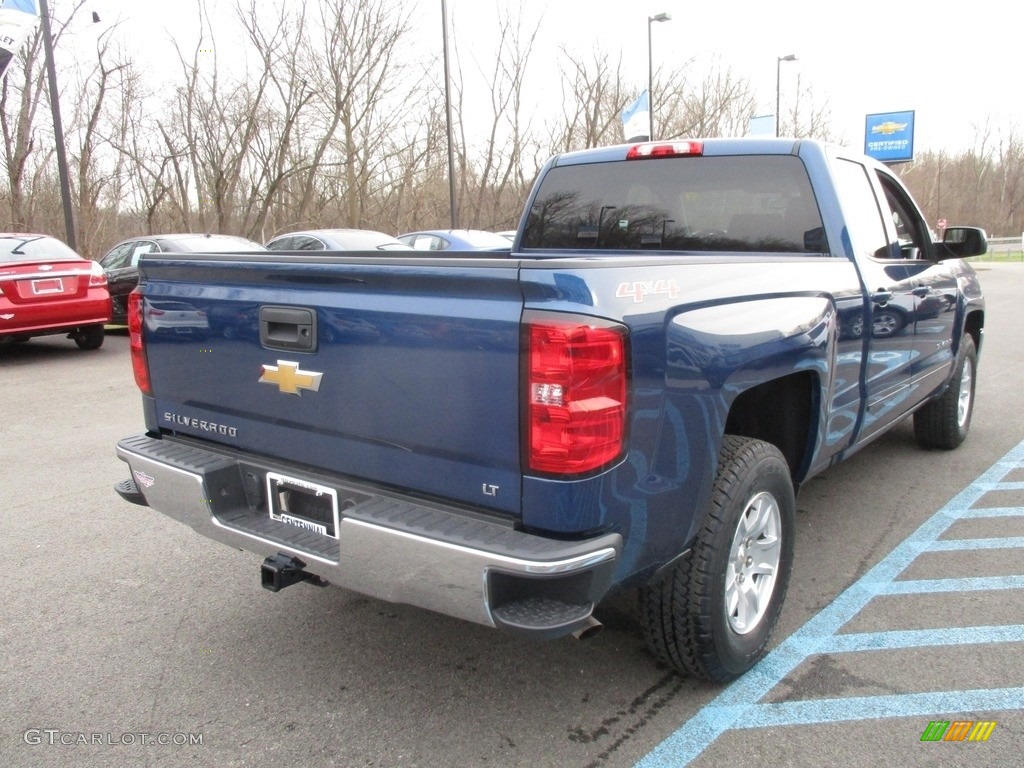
[864,110,915,164]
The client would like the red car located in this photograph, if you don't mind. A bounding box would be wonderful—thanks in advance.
[0,234,112,350]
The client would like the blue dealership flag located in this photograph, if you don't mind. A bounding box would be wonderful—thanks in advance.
[0,0,40,82]
[622,90,650,142]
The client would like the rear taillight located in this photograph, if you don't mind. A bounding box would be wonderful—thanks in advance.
[525,313,628,475]
[89,260,108,287]
[626,141,704,159]
[128,290,152,395]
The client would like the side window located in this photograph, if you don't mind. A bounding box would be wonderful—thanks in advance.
[410,235,442,251]
[833,159,891,259]
[875,172,928,260]
[289,236,325,251]
[100,242,133,269]
[130,242,157,267]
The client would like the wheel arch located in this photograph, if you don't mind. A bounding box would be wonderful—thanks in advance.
[724,370,818,484]
[963,308,984,356]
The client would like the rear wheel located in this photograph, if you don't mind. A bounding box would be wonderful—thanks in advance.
[73,324,105,350]
[913,335,976,450]
[638,435,795,681]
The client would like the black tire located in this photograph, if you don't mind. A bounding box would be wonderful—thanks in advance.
[638,435,795,681]
[73,324,105,350]
[913,335,977,450]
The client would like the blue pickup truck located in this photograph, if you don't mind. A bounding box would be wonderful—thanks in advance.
[115,138,986,681]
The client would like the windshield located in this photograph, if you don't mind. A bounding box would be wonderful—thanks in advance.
[521,155,826,253]
[0,235,83,263]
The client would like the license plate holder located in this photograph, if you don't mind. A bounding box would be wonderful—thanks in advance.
[266,472,340,539]
[31,277,64,295]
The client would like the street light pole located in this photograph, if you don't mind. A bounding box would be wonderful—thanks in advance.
[440,0,458,229]
[39,0,76,250]
[775,53,797,138]
[647,12,671,141]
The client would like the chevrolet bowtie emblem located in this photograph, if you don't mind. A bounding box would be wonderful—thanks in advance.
[259,360,323,395]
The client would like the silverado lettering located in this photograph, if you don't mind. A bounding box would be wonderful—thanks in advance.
[162,413,238,437]
[116,138,987,682]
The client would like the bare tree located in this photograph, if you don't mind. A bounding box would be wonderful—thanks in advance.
[0,1,95,233]
[781,74,839,143]
[0,28,47,230]
[449,5,543,229]
[548,47,630,153]
[377,103,450,232]
[298,0,418,230]
[67,25,131,256]
[658,60,755,140]
[3,0,1023,248]
[231,0,318,240]
[114,62,177,235]
[170,1,280,236]
[993,128,1024,235]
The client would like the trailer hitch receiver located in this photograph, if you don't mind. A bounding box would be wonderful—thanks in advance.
[260,553,328,592]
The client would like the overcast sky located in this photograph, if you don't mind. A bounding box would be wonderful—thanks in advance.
[74,0,1016,154]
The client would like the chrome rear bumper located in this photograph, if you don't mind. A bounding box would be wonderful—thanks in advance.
[115,434,621,638]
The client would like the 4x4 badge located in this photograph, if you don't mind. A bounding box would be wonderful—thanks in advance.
[259,360,323,396]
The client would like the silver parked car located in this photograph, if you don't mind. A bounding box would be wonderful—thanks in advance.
[397,229,513,251]
[265,229,414,252]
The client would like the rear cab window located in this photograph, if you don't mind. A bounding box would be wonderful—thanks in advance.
[520,155,826,254]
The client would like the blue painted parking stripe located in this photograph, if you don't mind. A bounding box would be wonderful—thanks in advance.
[634,438,1024,768]
[975,481,1024,491]
[806,625,1024,654]
[738,687,1024,729]
[881,576,1024,594]
[927,536,1024,550]
[960,507,1024,518]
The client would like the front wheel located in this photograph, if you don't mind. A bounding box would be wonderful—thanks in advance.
[913,335,977,450]
[638,435,795,681]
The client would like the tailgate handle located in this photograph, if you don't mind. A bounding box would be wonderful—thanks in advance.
[260,306,317,352]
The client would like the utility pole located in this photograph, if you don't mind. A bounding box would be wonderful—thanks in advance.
[39,0,76,250]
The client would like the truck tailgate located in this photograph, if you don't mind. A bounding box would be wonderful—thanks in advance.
[140,254,524,515]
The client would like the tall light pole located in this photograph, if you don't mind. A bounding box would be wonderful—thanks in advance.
[775,53,797,138]
[647,12,671,141]
[440,0,458,228]
[39,0,76,250]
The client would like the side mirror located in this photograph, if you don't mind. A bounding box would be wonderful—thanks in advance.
[803,227,828,253]
[940,226,988,258]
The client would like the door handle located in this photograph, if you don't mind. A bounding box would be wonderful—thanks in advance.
[871,291,893,305]
[912,286,930,298]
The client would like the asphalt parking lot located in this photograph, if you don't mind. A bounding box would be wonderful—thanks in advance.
[2,262,1022,767]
